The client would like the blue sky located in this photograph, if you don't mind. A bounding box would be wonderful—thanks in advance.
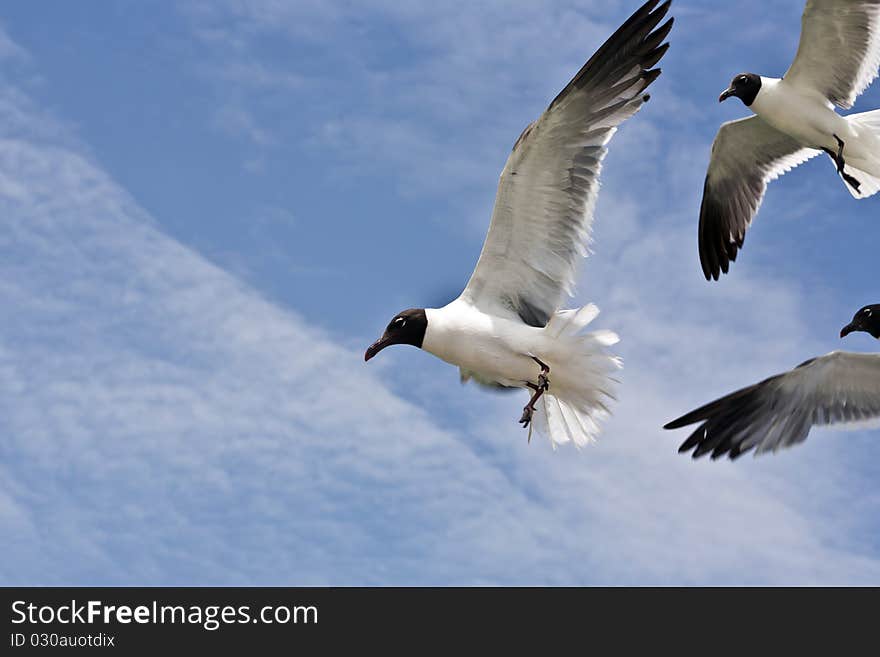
[1,0,879,585]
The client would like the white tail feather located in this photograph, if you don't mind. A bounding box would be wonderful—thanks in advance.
[839,162,880,199]
[531,304,620,449]
[851,108,880,129]
[839,109,880,199]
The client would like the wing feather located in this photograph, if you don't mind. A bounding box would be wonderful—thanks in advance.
[460,0,673,325]
[698,116,820,280]
[665,352,880,459]
[785,0,880,109]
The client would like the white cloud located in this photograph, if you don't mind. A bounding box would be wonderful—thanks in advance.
[212,105,273,145]
[1,3,879,586]
[0,24,27,62]
[178,0,619,196]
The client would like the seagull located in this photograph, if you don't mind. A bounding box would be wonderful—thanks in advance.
[699,0,880,280]
[664,304,880,459]
[364,0,673,448]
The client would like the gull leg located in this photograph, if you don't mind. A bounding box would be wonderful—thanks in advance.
[834,134,845,173]
[824,134,861,193]
[519,357,551,442]
[532,355,550,392]
[843,174,861,193]
[821,139,845,175]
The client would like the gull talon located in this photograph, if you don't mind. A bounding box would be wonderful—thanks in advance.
[519,356,551,434]
[823,136,861,193]
[843,171,861,192]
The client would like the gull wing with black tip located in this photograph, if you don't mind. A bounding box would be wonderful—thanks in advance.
[459,0,673,326]
[665,351,880,459]
[698,116,820,280]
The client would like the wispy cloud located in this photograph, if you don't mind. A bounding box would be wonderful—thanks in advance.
[1,2,879,586]
[0,24,27,62]
[212,105,274,145]
[177,1,617,198]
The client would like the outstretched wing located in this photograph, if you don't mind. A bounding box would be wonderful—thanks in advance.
[665,351,880,459]
[698,116,820,280]
[785,0,880,109]
[460,0,673,326]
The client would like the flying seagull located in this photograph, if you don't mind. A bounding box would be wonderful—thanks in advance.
[699,0,880,280]
[365,0,673,448]
[664,304,880,459]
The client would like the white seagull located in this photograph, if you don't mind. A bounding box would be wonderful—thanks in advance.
[665,304,880,459]
[700,0,880,280]
[365,0,673,448]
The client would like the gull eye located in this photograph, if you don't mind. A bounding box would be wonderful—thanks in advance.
[864,308,873,316]
[739,75,748,84]
[390,317,406,330]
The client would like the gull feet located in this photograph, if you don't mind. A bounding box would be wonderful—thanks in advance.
[824,134,861,193]
[519,357,551,442]
[843,171,862,193]
[519,404,534,428]
[834,134,845,173]
[537,372,549,392]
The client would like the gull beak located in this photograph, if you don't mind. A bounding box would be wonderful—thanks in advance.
[719,87,735,102]
[364,336,392,362]
[840,322,858,338]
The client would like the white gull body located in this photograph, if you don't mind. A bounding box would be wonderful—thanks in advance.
[750,77,880,173]
[423,299,618,395]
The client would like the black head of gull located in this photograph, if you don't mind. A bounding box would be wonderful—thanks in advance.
[840,304,880,339]
[718,72,761,106]
[364,308,428,361]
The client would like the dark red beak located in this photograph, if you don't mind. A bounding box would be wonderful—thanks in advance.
[364,336,392,362]
[840,322,858,338]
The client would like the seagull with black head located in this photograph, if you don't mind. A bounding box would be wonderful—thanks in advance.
[699,0,880,281]
[365,0,674,448]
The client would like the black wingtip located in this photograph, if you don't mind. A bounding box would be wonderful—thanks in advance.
[655,0,672,14]
[641,68,663,88]
[677,433,698,454]
[675,425,704,451]
[700,254,721,281]
[642,42,670,69]
[653,16,675,43]
[547,0,674,110]
[669,371,792,461]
